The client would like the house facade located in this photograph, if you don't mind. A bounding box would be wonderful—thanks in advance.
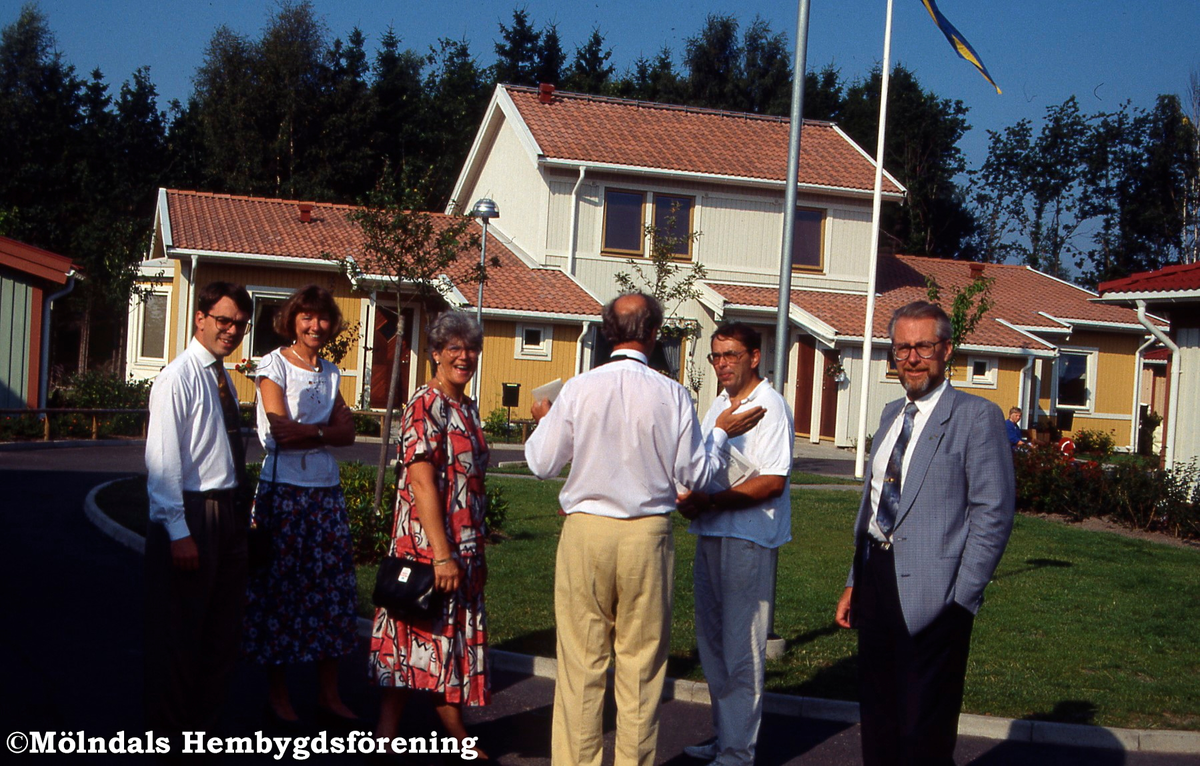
[447,84,1160,449]
[1097,262,1200,468]
[126,189,601,417]
[0,236,75,409]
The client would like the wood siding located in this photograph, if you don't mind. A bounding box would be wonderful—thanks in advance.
[0,270,33,408]
[474,320,580,414]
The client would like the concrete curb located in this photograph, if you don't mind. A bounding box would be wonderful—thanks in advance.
[84,481,1200,755]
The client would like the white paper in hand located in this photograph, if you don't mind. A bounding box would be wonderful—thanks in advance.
[531,378,564,404]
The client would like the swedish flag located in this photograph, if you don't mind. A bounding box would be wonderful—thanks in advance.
[920,0,1001,93]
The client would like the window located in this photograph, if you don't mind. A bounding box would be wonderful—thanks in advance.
[602,190,645,254]
[966,356,997,387]
[515,323,552,360]
[138,292,168,360]
[250,295,289,358]
[652,194,695,258]
[791,207,825,271]
[1057,350,1092,409]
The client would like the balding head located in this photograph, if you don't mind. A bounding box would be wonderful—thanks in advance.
[602,292,663,350]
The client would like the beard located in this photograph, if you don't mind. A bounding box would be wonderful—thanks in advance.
[899,369,944,398]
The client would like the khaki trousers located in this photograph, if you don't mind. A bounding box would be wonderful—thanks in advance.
[551,512,674,766]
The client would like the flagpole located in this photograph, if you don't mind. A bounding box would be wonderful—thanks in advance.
[772,0,812,396]
[854,0,895,479]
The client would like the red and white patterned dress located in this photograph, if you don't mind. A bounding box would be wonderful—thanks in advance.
[368,384,491,705]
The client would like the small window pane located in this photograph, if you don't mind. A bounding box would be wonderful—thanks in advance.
[251,298,289,358]
[973,360,988,378]
[603,190,645,253]
[791,208,824,269]
[1058,353,1089,407]
[653,195,693,257]
[140,293,167,358]
[523,328,543,347]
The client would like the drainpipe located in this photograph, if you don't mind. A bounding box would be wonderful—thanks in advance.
[567,167,587,275]
[1130,337,1155,453]
[38,271,77,409]
[575,321,592,375]
[1136,300,1180,469]
[179,254,198,354]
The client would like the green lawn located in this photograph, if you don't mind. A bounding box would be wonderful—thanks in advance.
[95,474,1199,730]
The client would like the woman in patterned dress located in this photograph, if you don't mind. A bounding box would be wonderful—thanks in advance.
[243,285,360,726]
[369,311,490,757]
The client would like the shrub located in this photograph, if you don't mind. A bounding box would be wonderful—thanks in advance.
[485,484,509,537]
[49,371,153,437]
[1073,429,1116,459]
[353,412,382,436]
[339,461,396,565]
[1013,444,1105,520]
[483,407,511,437]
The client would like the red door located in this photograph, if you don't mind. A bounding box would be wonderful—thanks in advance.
[794,335,816,437]
[370,303,413,409]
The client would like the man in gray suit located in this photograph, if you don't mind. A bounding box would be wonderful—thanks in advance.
[835,300,1015,766]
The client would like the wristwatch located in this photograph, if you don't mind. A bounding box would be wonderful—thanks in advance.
[316,426,325,442]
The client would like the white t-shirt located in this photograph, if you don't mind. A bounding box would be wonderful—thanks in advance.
[254,348,341,487]
[689,378,794,549]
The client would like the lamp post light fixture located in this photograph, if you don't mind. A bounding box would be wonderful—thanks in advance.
[470,198,499,400]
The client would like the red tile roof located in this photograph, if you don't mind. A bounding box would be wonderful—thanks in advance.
[504,86,903,195]
[707,254,1157,350]
[1097,261,1200,295]
[163,190,600,317]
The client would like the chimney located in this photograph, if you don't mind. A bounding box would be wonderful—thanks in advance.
[297,203,314,223]
[969,262,984,280]
[538,82,555,104]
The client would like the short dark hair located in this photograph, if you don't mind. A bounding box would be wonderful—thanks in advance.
[601,292,663,344]
[427,311,483,353]
[196,281,252,316]
[888,300,953,344]
[711,322,762,353]
[274,284,345,341]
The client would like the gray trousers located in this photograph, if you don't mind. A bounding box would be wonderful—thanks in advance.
[144,492,248,735]
[693,536,777,766]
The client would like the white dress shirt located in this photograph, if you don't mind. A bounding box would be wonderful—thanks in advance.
[254,348,340,487]
[867,379,950,541]
[145,337,239,541]
[525,349,729,519]
[689,378,794,549]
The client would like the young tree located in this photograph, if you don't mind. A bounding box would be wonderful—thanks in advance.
[925,273,994,364]
[614,204,708,392]
[335,174,483,511]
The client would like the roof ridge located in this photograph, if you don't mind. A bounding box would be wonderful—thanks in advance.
[502,83,836,128]
[166,188,361,212]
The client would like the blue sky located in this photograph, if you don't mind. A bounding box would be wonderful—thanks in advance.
[6,0,1199,171]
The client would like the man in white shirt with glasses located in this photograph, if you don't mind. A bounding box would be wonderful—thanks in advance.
[144,280,253,742]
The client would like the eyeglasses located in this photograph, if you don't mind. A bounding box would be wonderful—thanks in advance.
[891,340,945,361]
[443,344,481,357]
[706,350,748,365]
[205,313,251,332]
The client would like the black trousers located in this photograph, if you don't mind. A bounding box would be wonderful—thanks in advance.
[144,491,248,735]
[855,540,974,766]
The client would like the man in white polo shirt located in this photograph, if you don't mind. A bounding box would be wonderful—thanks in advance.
[526,293,765,766]
[677,322,794,766]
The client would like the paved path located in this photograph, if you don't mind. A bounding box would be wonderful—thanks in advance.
[0,444,1196,764]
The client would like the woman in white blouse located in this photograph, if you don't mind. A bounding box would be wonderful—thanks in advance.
[243,284,359,727]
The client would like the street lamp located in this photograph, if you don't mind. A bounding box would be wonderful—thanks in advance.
[470,198,500,400]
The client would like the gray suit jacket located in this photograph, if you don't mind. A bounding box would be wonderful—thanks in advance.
[848,385,1015,635]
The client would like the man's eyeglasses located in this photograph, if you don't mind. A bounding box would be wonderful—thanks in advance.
[891,340,945,361]
[205,313,251,332]
[706,350,748,365]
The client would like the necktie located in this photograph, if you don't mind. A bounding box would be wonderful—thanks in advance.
[213,363,246,489]
[877,402,918,538]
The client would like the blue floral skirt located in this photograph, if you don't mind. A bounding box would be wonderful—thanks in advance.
[243,482,359,665]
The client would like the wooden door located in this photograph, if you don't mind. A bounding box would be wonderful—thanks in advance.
[370,303,413,409]
[818,349,839,440]
[794,335,816,436]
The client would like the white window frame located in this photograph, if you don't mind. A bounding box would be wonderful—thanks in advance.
[963,356,998,388]
[247,287,293,361]
[131,287,172,365]
[1055,347,1097,412]
[515,323,553,361]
